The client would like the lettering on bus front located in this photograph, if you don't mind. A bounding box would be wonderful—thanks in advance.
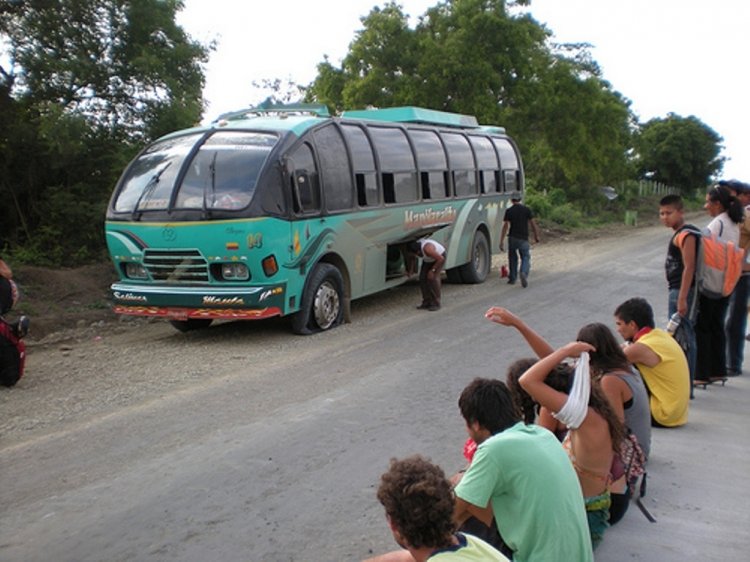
[114,291,148,303]
[404,206,457,230]
[202,296,245,306]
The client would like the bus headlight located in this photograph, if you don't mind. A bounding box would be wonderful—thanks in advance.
[221,263,249,280]
[125,263,148,279]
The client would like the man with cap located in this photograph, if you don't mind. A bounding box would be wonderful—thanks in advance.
[499,193,540,288]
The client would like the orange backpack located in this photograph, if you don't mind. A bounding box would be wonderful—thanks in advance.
[675,226,744,299]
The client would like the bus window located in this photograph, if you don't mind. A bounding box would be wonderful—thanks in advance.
[492,138,519,170]
[442,132,477,197]
[369,127,417,204]
[504,169,519,193]
[176,131,276,210]
[289,142,321,213]
[341,124,378,207]
[411,130,448,200]
[114,133,199,213]
[469,136,499,194]
[314,124,354,212]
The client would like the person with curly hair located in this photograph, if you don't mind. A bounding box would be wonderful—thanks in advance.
[365,455,508,562]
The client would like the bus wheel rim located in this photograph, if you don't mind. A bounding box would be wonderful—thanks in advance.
[313,281,339,329]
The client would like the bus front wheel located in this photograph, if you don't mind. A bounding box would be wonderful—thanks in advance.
[292,263,345,335]
[169,319,213,332]
[457,230,490,284]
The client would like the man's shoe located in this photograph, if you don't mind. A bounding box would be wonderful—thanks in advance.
[507,279,516,285]
[15,315,29,339]
[427,304,440,311]
[416,303,430,310]
[726,368,742,377]
[520,273,528,288]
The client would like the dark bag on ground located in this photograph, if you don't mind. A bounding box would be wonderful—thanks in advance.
[0,320,26,387]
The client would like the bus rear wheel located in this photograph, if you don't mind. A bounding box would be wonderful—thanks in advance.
[457,230,490,284]
[169,319,213,332]
[292,263,345,334]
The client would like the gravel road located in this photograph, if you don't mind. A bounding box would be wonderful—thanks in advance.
[0,221,663,447]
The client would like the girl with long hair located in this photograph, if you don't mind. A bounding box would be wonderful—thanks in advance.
[696,184,744,384]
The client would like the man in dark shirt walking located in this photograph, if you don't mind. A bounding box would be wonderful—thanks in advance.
[499,194,539,287]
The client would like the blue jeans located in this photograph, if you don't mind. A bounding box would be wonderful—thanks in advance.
[669,288,697,395]
[725,274,749,373]
[508,237,530,283]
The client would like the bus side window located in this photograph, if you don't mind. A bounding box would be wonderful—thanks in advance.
[469,135,499,195]
[314,124,353,212]
[492,138,520,193]
[410,129,448,201]
[342,124,379,207]
[289,142,321,213]
[383,173,396,204]
[442,132,477,197]
[369,127,417,204]
[503,169,518,193]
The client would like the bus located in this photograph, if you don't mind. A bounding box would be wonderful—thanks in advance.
[105,104,524,333]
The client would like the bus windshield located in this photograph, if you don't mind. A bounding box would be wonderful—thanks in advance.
[113,131,278,213]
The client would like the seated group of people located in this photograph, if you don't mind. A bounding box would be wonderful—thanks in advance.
[366,297,691,562]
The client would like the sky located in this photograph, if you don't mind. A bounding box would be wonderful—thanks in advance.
[178,0,749,181]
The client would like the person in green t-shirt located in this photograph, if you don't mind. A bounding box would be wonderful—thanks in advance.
[453,378,594,562]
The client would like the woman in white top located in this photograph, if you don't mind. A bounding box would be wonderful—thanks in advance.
[696,184,744,384]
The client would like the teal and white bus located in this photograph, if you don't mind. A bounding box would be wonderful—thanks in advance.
[105,105,523,333]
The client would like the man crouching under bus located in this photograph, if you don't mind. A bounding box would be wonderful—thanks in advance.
[406,239,446,311]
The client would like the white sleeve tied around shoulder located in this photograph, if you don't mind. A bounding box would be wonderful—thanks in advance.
[552,351,590,429]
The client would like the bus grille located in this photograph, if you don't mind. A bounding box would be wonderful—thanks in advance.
[143,249,209,283]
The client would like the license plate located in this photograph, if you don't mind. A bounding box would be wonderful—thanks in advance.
[165,308,189,321]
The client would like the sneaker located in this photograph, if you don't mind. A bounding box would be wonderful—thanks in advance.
[507,279,516,285]
[416,303,430,310]
[15,315,29,339]
[427,304,440,311]
[520,273,528,288]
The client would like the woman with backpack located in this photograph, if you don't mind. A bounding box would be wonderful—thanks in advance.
[696,185,743,385]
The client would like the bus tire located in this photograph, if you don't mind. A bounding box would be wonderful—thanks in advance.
[169,319,213,332]
[458,230,490,284]
[291,263,344,335]
[445,268,464,284]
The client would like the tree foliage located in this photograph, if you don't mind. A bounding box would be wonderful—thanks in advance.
[0,0,209,263]
[636,114,724,193]
[306,0,635,205]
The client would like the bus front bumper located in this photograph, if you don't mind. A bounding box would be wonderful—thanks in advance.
[110,282,287,321]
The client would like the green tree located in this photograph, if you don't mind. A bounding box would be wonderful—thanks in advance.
[305,0,635,204]
[0,0,210,263]
[636,114,724,193]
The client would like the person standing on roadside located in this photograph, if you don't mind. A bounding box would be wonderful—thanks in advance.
[695,184,743,385]
[659,194,699,388]
[499,193,539,288]
[724,180,750,376]
[406,239,446,311]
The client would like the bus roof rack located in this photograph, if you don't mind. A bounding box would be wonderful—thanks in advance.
[341,106,479,129]
[214,99,331,122]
